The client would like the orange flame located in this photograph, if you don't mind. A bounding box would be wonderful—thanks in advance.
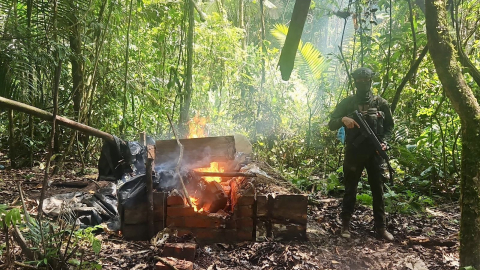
[194,162,225,183]
[187,114,223,213]
[190,197,203,212]
[187,114,208,138]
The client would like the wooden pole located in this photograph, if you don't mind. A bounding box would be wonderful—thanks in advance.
[139,131,146,146]
[146,158,154,239]
[0,96,115,143]
[166,114,193,207]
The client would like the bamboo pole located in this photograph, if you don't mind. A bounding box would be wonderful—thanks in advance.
[0,96,115,143]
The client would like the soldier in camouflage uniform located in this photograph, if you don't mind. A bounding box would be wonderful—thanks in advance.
[328,67,394,241]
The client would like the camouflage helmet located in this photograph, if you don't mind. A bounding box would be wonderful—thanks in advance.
[352,67,375,80]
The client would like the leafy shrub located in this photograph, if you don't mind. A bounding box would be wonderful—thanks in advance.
[384,189,435,214]
[356,193,373,206]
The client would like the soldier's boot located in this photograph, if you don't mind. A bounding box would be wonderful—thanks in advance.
[340,219,351,238]
[377,228,394,241]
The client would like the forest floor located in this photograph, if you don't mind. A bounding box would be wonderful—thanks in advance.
[0,155,459,270]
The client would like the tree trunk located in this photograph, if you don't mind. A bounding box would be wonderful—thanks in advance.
[178,0,194,137]
[425,0,480,267]
[69,3,84,119]
[238,0,245,49]
[38,0,61,245]
[259,0,266,84]
[86,0,112,131]
[390,44,429,114]
[121,0,134,136]
[8,109,15,168]
[68,1,88,162]
[277,0,311,81]
[27,0,34,167]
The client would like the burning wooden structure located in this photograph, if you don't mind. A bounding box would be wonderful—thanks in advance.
[120,135,307,243]
[0,97,307,243]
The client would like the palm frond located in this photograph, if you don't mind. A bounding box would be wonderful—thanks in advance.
[271,23,328,80]
[297,42,328,80]
[270,23,288,47]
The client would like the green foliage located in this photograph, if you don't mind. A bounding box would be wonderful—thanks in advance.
[356,193,373,206]
[383,189,435,214]
[19,216,103,268]
[0,0,474,215]
[0,204,22,228]
[75,226,103,255]
[324,169,344,193]
[0,242,5,257]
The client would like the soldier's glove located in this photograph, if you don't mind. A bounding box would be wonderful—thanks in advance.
[380,141,389,151]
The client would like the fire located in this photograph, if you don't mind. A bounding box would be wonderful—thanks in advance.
[187,114,208,138]
[186,114,226,213]
[187,114,225,182]
[194,162,225,183]
[190,197,203,212]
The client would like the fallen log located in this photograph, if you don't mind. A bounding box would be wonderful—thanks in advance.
[0,96,115,143]
[407,236,457,247]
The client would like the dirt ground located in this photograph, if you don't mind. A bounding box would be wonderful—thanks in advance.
[0,158,459,270]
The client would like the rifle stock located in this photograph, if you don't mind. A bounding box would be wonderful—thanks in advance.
[352,110,395,185]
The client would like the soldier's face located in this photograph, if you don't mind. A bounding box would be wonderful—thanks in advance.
[354,78,372,93]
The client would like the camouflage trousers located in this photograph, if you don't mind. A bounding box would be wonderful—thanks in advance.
[340,143,386,229]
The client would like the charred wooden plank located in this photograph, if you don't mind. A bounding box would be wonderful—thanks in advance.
[271,195,308,225]
[155,136,236,169]
[201,181,228,213]
[194,172,256,178]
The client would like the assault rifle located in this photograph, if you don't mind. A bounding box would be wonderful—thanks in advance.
[351,110,394,185]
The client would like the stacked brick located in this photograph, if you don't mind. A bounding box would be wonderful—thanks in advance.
[233,195,255,241]
[165,194,255,243]
[161,243,196,261]
[121,192,166,240]
[256,194,307,241]
[155,257,193,270]
[121,192,307,243]
[156,241,196,270]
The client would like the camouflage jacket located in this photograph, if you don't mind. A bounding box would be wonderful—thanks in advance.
[328,94,394,144]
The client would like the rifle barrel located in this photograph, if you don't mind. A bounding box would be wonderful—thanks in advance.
[353,110,395,184]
